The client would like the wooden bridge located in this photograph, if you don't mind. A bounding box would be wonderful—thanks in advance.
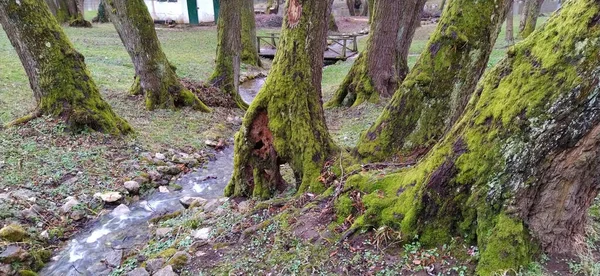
[257,33,360,62]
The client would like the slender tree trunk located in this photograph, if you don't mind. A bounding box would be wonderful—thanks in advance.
[361,0,372,17]
[326,0,425,107]
[225,0,336,199]
[506,0,515,45]
[356,0,512,162]
[241,0,261,67]
[344,1,600,274]
[104,0,211,112]
[265,0,278,14]
[519,0,544,39]
[45,0,91,27]
[329,13,339,32]
[93,1,109,23]
[211,0,247,109]
[346,0,356,16]
[0,0,131,134]
[327,0,426,107]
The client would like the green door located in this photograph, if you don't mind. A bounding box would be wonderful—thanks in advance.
[213,0,220,23]
[187,0,199,25]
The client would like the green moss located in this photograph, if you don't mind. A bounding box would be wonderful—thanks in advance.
[154,248,177,259]
[150,210,183,223]
[334,195,353,223]
[0,223,28,242]
[30,249,52,271]
[476,213,537,275]
[18,270,37,276]
[167,252,189,271]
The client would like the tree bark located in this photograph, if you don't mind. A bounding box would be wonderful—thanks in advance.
[93,1,109,23]
[0,0,131,134]
[361,0,372,18]
[211,0,247,109]
[356,0,512,162]
[344,1,600,274]
[519,0,544,39]
[225,0,336,199]
[329,13,339,32]
[104,0,210,112]
[346,0,356,16]
[241,0,261,67]
[45,0,91,27]
[505,0,515,45]
[326,0,426,107]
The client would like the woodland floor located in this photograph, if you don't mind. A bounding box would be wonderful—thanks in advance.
[1,14,598,276]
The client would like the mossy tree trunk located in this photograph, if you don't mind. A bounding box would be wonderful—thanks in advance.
[0,0,131,134]
[104,0,210,112]
[210,0,247,109]
[327,0,426,107]
[356,0,512,162]
[225,0,336,199]
[519,0,544,39]
[241,0,261,67]
[506,0,515,45]
[45,0,91,27]
[329,13,339,32]
[344,1,600,274]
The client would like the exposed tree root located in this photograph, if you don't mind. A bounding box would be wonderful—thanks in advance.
[2,109,42,129]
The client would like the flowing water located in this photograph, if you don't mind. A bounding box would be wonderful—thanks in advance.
[41,77,266,276]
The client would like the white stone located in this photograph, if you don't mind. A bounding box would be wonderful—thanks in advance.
[193,227,211,240]
[158,186,169,193]
[111,204,130,217]
[179,196,207,208]
[155,153,166,160]
[60,197,80,214]
[124,181,140,193]
[94,192,122,203]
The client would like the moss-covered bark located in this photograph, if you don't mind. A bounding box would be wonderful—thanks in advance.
[104,0,210,112]
[0,0,131,135]
[342,1,600,273]
[241,0,261,67]
[356,0,512,162]
[210,0,247,109]
[45,0,91,27]
[327,0,425,108]
[506,1,515,45]
[225,0,336,199]
[519,0,544,39]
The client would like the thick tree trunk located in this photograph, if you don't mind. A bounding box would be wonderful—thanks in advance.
[327,0,426,107]
[346,0,356,16]
[104,0,210,112]
[356,0,512,162]
[344,1,600,274]
[45,0,91,27]
[225,0,336,198]
[0,0,131,134]
[519,0,544,39]
[211,0,247,109]
[93,1,109,23]
[241,0,261,67]
[506,1,515,45]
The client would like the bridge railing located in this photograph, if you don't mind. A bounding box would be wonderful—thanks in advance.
[257,33,360,60]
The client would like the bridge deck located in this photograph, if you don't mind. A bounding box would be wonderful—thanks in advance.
[257,33,361,61]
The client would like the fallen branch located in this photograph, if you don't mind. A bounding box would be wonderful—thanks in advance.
[3,109,42,128]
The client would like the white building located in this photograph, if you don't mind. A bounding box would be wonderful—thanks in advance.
[144,0,217,24]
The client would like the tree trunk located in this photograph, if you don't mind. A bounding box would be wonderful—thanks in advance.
[241,0,261,67]
[361,0,372,18]
[45,0,91,27]
[345,1,600,274]
[346,0,356,16]
[93,1,109,23]
[326,0,426,107]
[265,0,278,14]
[519,0,544,39]
[0,0,131,134]
[211,0,246,109]
[356,0,512,162]
[505,0,515,45]
[104,0,210,112]
[329,13,339,32]
[225,0,336,199]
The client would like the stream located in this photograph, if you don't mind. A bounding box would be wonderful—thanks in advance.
[40,78,269,275]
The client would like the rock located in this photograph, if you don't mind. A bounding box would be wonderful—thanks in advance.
[10,189,36,202]
[94,192,122,203]
[157,166,182,175]
[145,258,165,274]
[167,251,191,271]
[111,204,131,217]
[60,197,80,213]
[154,265,177,276]
[134,175,150,185]
[237,200,253,213]
[127,267,150,276]
[158,186,170,193]
[204,199,224,213]
[104,250,123,268]
[124,181,140,194]
[204,140,218,147]
[70,210,85,221]
[192,227,210,240]
[0,245,29,263]
[0,224,27,242]
[61,176,78,186]
[20,205,39,221]
[155,227,172,237]
[0,264,12,275]
[179,197,207,208]
[0,193,10,201]
[40,230,49,239]
[155,153,166,160]
[148,170,161,181]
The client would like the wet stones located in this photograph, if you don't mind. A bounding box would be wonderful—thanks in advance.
[111,204,131,217]
[157,166,182,176]
[0,245,29,263]
[179,197,207,209]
